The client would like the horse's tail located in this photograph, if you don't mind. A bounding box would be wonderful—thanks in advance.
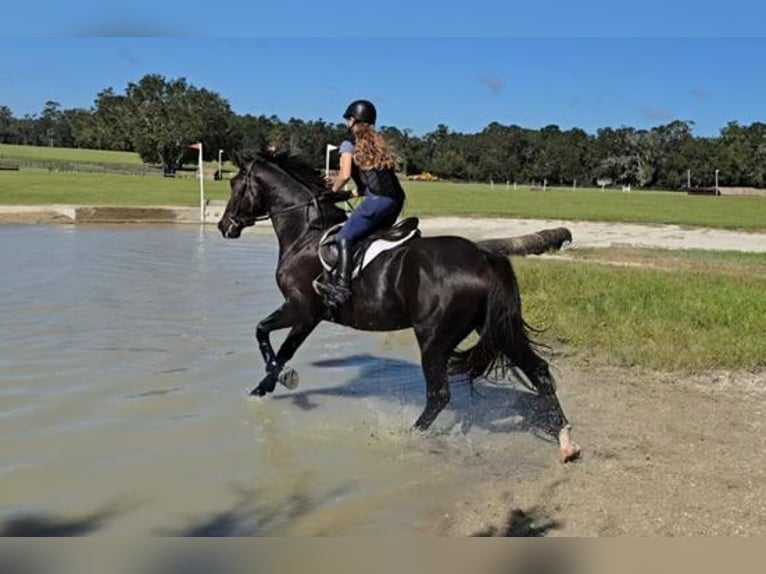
[448,251,551,394]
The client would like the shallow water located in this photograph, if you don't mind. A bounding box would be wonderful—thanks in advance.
[0,224,553,536]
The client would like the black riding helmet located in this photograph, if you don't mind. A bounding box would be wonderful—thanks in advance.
[343,99,377,125]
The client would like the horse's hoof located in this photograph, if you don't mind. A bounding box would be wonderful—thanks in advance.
[250,369,280,397]
[558,424,581,463]
[278,367,299,390]
[249,386,269,397]
[559,442,581,463]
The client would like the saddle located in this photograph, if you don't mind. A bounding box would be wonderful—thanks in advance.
[316,217,421,279]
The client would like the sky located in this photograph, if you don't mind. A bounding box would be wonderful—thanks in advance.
[2,1,765,138]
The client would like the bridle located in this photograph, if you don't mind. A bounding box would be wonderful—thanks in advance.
[223,197,321,233]
[224,160,340,235]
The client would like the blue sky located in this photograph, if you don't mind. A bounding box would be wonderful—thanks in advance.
[2,2,765,137]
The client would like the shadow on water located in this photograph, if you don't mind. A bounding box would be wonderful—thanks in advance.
[0,484,353,538]
[0,506,119,536]
[157,484,353,537]
[276,353,558,441]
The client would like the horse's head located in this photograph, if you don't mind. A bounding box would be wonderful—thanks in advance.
[218,151,347,239]
[218,158,269,239]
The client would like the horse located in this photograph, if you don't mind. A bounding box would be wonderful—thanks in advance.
[217,151,580,462]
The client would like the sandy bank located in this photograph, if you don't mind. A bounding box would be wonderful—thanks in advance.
[2,205,766,252]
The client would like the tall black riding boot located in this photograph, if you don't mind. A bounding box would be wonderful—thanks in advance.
[325,237,353,311]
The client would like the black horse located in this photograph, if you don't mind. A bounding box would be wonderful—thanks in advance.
[218,152,580,462]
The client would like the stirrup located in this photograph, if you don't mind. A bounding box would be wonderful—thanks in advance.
[312,277,331,295]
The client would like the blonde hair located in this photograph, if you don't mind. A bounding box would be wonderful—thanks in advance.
[352,123,396,170]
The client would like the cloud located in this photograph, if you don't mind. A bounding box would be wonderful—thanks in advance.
[690,87,711,98]
[117,50,141,67]
[479,75,504,94]
[640,107,673,122]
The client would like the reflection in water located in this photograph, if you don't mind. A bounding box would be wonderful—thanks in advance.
[0,225,555,536]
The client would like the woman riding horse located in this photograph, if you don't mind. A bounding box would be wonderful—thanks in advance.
[316,99,406,313]
[217,150,580,463]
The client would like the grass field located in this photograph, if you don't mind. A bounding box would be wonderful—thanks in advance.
[1,143,145,164]
[0,170,231,205]
[0,142,234,177]
[515,250,766,372]
[401,182,766,231]
[3,144,766,230]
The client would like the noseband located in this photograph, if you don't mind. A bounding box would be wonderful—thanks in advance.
[223,212,257,236]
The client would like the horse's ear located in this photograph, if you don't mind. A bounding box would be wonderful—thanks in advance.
[232,148,257,168]
[232,149,244,168]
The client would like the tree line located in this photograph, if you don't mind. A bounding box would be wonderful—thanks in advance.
[1,73,764,189]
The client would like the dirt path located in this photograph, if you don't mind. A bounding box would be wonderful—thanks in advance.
[433,361,766,536]
[419,217,766,253]
[2,208,766,252]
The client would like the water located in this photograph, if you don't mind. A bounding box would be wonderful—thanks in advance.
[0,224,552,536]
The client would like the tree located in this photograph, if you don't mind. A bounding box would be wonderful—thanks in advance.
[475,123,526,183]
[231,113,273,155]
[557,127,594,186]
[719,121,766,187]
[120,74,234,170]
[379,126,420,175]
[38,101,63,147]
[0,106,13,143]
[594,126,659,187]
[88,88,133,151]
[651,120,695,189]
[12,114,38,146]
[62,108,96,149]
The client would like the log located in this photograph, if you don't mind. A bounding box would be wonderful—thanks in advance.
[477,227,572,256]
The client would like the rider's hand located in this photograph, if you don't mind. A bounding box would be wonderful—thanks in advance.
[329,189,353,202]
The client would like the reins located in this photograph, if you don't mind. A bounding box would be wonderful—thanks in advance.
[229,158,351,232]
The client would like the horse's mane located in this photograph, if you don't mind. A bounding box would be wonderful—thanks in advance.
[244,150,328,196]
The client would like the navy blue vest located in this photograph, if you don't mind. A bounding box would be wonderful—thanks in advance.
[351,163,405,201]
[343,137,405,202]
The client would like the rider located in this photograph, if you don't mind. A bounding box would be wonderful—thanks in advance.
[319,99,406,312]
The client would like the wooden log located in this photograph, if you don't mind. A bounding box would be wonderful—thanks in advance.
[477,227,572,256]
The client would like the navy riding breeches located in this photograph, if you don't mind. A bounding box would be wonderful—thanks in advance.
[336,192,403,243]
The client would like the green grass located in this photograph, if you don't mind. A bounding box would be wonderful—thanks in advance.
[564,246,766,278]
[401,181,766,231]
[0,143,234,177]
[0,170,231,205]
[514,256,766,372]
[0,143,144,165]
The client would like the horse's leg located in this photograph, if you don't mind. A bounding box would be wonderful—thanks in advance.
[513,347,580,462]
[255,306,289,372]
[412,343,451,431]
[412,314,476,431]
[251,315,321,397]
